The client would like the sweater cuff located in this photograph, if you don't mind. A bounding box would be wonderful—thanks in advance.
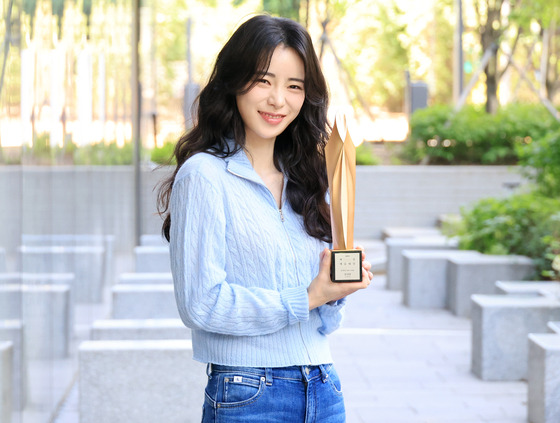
[281,286,310,325]
[317,297,347,335]
[321,296,347,313]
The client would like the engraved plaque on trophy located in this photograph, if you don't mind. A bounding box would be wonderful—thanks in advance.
[324,112,362,283]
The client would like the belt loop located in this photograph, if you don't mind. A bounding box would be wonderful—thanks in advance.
[319,364,329,383]
[206,363,212,378]
[265,368,273,386]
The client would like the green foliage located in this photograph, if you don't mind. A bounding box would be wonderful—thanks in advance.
[355,142,379,165]
[402,103,559,164]
[426,0,454,104]
[23,0,37,16]
[324,0,352,24]
[263,0,301,21]
[516,127,560,197]
[232,0,302,22]
[453,192,560,280]
[82,0,92,19]
[154,0,188,101]
[51,0,66,38]
[82,0,92,38]
[444,105,560,280]
[510,0,560,29]
[22,136,135,166]
[150,141,177,165]
[51,0,65,17]
[73,141,134,165]
[342,0,409,112]
[31,132,52,160]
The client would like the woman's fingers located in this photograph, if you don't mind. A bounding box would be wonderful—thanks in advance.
[353,245,373,280]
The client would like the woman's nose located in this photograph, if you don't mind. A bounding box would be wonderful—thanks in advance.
[267,87,285,108]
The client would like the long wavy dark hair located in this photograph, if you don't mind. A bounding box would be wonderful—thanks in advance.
[157,14,332,243]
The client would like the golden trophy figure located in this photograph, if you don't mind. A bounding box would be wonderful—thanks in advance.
[325,112,362,282]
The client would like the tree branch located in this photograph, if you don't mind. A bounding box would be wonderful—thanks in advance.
[498,26,522,79]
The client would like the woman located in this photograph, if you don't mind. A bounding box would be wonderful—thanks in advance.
[157,14,373,422]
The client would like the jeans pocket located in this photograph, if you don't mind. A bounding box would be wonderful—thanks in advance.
[326,365,343,396]
[205,372,265,409]
[223,374,263,405]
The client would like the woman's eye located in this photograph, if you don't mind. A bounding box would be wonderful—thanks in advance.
[289,85,304,90]
[257,78,269,85]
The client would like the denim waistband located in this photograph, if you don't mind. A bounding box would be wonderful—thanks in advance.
[207,363,333,385]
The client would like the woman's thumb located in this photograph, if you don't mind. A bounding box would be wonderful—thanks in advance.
[320,248,332,270]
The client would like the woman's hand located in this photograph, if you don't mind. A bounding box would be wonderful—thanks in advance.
[307,246,373,310]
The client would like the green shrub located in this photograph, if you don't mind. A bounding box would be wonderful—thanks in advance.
[451,192,560,280]
[32,132,52,159]
[516,127,560,198]
[23,132,54,164]
[150,141,176,165]
[73,141,134,165]
[20,134,136,166]
[402,103,559,165]
[355,142,379,165]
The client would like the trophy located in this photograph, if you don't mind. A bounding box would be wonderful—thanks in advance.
[324,112,362,283]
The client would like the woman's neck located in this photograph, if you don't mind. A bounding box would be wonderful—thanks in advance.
[244,138,284,208]
[244,139,278,177]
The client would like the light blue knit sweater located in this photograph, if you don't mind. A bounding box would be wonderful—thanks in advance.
[169,147,346,367]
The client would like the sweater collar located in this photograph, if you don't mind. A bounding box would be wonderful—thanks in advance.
[223,140,288,205]
[224,141,265,186]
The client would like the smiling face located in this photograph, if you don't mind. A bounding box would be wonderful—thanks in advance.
[236,45,306,149]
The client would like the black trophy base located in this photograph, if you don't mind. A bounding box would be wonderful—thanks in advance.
[330,249,363,282]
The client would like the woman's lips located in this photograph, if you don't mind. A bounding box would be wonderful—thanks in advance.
[259,111,285,125]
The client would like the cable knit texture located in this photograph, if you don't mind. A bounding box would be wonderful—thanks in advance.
[169,147,346,367]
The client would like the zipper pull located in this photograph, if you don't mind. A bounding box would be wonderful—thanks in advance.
[279,208,285,222]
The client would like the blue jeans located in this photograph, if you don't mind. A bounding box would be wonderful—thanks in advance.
[201,364,345,422]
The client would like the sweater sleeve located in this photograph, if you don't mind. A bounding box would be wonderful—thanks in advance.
[317,297,347,335]
[170,171,310,337]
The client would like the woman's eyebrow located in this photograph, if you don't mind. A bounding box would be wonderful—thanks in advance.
[256,71,305,84]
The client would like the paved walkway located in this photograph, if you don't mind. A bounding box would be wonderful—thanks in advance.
[48,243,528,423]
[332,274,527,423]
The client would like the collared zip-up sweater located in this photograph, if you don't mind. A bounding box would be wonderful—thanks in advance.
[169,147,345,367]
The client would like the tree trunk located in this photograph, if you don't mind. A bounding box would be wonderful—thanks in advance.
[545,22,559,102]
[477,0,505,114]
[485,53,499,114]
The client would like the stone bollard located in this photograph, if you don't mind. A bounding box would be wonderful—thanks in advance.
[18,246,104,303]
[111,285,179,319]
[0,341,12,423]
[140,234,168,247]
[381,226,442,240]
[385,236,458,291]
[134,246,171,273]
[402,249,480,308]
[447,254,535,318]
[0,272,75,286]
[548,321,560,334]
[0,321,25,411]
[471,294,560,381]
[0,274,75,337]
[91,319,190,341]
[118,272,173,285]
[0,284,71,359]
[495,280,560,297]
[21,234,116,286]
[79,340,206,423]
[528,333,560,423]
